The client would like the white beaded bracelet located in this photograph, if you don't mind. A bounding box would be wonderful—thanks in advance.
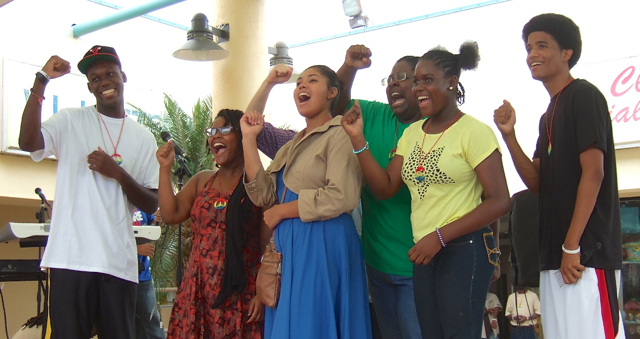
[436,228,446,247]
[561,244,581,254]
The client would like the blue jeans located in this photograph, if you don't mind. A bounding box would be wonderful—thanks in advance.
[510,325,536,339]
[135,279,165,339]
[366,264,422,339]
[413,226,497,339]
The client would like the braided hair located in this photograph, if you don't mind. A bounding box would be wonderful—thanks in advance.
[420,41,480,105]
[207,109,243,160]
[396,55,420,69]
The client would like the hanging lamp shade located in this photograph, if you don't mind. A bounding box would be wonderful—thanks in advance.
[173,13,229,61]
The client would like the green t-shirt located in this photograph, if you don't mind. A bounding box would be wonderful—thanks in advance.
[347,99,418,276]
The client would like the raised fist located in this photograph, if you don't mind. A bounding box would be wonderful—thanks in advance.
[267,64,293,85]
[494,100,517,136]
[41,56,71,79]
[341,100,364,139]
[240,111,264,139]
[344,45,372,70]
[156,141,176,169]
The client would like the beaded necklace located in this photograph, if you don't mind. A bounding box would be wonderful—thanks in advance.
[414,110,462,182]
[96,109,125,165]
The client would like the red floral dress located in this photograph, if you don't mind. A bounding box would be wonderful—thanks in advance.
[167,172,263,338]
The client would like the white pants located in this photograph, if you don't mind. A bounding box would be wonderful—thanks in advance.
[540,268,626,339]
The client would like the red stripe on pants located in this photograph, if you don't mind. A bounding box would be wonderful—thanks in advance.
[596,268,615,339]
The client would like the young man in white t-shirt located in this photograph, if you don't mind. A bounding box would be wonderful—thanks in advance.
[19,46,159,339]
[505,288,540,339]
[482,292,502,339]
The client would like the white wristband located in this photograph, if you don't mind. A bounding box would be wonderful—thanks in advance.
[562,244,581,254]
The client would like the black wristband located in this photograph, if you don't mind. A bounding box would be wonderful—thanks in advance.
[35,70,50,85]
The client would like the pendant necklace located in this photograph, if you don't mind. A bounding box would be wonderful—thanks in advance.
[97,109,125,165]
[213,173,242,210]
[545,79,574,156]
[388,119,399,160]
[414,110,462,182]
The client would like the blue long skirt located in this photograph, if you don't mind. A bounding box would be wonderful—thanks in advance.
[264,171,372,339]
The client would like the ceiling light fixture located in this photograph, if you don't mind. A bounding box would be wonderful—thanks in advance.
[173,13,229,61]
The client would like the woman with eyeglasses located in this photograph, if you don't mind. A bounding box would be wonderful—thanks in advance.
[342,42,510,339]
[157,109,265,339]
[240,64,372,339]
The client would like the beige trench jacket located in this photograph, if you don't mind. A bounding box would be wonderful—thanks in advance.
[245,116,364,222]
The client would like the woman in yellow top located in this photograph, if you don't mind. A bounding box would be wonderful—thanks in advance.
[241,64,372,339]
[342,41,510,338]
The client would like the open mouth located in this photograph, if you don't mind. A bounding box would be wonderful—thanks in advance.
[417,95,430,106]
[390,92,405,108]
[212,142,227,156]
[298,92,311,104]
[530,61,542,68]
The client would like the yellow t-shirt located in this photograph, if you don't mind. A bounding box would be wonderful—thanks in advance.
[395,114,500,243]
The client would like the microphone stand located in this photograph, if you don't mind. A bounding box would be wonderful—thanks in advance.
[173,155,191,286]
[35,201,47,224]
[34,195,50,339]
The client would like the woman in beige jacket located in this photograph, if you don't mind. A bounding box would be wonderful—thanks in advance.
[240,64,372,339]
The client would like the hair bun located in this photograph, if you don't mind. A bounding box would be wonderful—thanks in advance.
[458,41,480,71]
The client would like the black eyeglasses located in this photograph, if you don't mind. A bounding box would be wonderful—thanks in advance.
[381,72,408,86]
[205,126,234,137]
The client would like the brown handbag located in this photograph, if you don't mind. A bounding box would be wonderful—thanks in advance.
[256,236,282,308]
[256,187,287,308]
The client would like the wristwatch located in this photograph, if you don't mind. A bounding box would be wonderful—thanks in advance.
[35,70,50,85]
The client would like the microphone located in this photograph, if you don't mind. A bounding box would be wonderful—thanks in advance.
[160,131,190,160]
[35,187,52,208]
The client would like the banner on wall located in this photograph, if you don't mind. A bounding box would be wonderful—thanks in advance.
[0,58,164,154]
[576,56,640,148]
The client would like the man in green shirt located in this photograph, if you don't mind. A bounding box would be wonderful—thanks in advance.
[334,45,423,339]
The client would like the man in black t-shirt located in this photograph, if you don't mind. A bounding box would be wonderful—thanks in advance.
[493,14,623,339]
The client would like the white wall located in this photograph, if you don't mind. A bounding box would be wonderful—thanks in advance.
[0,0,214,153]
[5,0,637,195]
[0,2,218,333]
[264,0,640,194]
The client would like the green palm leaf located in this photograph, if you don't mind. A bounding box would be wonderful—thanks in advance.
[128,94,214,299]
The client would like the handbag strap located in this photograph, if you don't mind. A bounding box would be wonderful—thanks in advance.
[280,185,288,204]
[267,185,288,252]
[269,235,277,251]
